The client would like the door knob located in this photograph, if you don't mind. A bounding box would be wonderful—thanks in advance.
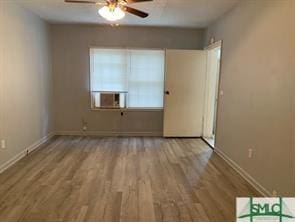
[165,91,170,95]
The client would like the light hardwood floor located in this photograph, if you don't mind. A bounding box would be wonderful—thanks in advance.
[0,136,259,222]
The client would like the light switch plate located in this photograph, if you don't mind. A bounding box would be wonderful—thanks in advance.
[248,148,253,158]
[1,140,6,149]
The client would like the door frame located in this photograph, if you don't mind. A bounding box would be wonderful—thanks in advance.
[202,40,223,148]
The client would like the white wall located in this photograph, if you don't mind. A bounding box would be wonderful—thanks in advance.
[0,2,53,170]
[207,0,295,195]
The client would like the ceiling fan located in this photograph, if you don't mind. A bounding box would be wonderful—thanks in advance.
[64,0,153,22]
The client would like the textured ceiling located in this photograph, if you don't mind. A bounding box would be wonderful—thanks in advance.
[18,0,239,28]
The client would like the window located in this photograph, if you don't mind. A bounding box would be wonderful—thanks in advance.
[90,48,165,109]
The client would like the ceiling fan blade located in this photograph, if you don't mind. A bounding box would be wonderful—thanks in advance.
[64,0,103,4]
[123,0,153,3]
[123,6,149,18]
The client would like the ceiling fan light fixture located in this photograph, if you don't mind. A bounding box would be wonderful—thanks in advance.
[98,6,125,21]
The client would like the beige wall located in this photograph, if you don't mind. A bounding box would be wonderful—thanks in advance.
[0,2,53,169]
[51,25,205,135]
[207,0,295,195]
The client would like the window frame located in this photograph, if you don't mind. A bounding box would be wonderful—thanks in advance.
[89,47,166,111]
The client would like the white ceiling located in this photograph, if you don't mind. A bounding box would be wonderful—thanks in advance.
[18,0,239,28]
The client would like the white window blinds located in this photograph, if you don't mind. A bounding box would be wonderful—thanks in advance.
[90,48,128,92]
[90,48,165,108]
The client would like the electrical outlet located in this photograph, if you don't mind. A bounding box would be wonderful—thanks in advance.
[1,140,6,149]
[272,190,278,197]
[248,148,253,158]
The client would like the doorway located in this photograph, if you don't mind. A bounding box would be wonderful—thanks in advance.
[202,41,222,148]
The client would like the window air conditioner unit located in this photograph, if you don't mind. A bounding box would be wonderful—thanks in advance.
[100,93,120,108]
[93,92,126,109]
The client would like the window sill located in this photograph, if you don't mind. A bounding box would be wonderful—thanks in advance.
[90,108,163,112]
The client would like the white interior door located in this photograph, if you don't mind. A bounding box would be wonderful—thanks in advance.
[164,50,207,137]
[203,46,221,138]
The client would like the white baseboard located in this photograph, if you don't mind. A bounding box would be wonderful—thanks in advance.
[55,131,163,137]
[214,147,272,197]
[27,132,55,154]
[0,133,54,174]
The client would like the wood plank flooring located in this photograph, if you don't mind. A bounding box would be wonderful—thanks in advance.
[0,136,260,222]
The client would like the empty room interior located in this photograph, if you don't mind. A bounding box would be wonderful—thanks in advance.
[0,0,294,221]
